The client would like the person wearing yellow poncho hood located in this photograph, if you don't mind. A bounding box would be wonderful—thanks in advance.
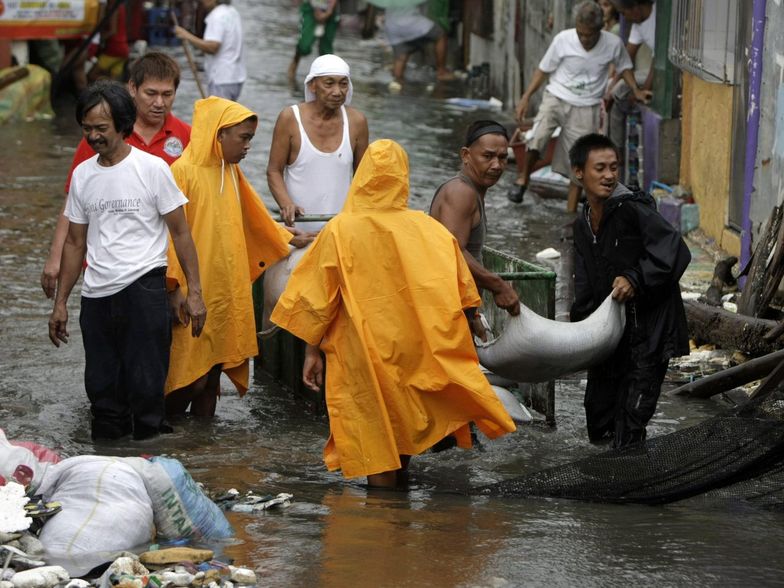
[271,139,516,487]
[165,97,305,416]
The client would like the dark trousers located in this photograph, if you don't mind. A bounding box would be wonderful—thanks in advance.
[584,318,670,448]
[79,268,171,439]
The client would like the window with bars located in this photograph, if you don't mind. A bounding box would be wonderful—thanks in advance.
[669,0,740,84]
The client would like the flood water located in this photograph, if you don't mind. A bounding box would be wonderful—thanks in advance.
[2,1,784,585]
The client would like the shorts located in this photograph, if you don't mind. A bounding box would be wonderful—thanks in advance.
[528,91,601,176]
[392,24,443,58]
[297,2,340,56]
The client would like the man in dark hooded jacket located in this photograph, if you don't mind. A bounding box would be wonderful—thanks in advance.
[569,133,690,448]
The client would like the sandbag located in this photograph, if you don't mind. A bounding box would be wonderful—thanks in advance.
[491,386,533,425]
[126,456,233,541]
[476,294,625,383]
[37,456,155,576]
[260,245,309,336]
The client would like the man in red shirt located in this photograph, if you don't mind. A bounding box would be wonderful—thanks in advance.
[42,52,192,298]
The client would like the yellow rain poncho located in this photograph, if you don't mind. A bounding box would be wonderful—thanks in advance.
[166,97,292,395]
[271,139,515,478]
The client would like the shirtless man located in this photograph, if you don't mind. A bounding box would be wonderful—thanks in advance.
[430,120,521,325]
[267,54,369,232]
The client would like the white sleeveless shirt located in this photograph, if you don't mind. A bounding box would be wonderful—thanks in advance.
[283,104,354,231]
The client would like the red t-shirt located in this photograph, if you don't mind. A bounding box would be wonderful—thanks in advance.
[65,113,191,193]
[103,3,129,59]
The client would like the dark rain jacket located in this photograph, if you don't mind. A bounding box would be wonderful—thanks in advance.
[571,184,691,362]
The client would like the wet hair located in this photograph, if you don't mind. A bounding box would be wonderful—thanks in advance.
[464,120,509,147]
[128,52,181,90]
[569,133,619,169]
[76,80,137,138]
[574,1,604,29]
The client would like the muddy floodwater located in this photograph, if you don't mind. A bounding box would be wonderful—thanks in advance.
[3,1,784,585]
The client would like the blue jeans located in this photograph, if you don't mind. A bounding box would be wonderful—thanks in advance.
[79,267,171,439]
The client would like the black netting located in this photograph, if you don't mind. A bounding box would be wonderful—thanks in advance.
[477,380,784,506]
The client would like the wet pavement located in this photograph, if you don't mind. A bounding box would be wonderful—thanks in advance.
[2,0,784,584]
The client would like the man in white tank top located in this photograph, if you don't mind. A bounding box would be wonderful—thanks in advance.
[267,54,369,232]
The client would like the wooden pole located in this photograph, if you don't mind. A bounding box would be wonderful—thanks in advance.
[667,348,784,399]
[171,9,206,99]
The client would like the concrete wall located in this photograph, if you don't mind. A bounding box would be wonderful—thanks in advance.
[679,72,740,255]
[750,1,784,244]
[467,0,521,108]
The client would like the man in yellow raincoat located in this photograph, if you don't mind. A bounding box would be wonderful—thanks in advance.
[271,139,516,488]
[165,97,308,416]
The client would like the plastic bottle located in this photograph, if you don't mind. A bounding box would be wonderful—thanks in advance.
[445,97,503,111]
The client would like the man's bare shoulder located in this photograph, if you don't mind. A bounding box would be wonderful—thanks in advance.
[439,178,479,205]
[346,106,367,127]
[432,178,479,217]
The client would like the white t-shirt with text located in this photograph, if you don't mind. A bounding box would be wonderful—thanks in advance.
[65,147,188,298]
[539,29,633,106]
[204,4,247,85]
[629,2,656,51]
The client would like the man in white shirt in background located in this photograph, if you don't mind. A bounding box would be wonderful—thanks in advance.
[48,80,207,441]
[174,0,246,100]
[607,0,656,160]
[511,0,650,212]
[384,4,455,88]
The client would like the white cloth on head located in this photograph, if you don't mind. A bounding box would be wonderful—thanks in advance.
[538,29,633,107]
[304,54,353,105]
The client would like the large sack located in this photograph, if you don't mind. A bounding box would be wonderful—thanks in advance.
[126,456,233,541]
[37,456,155,576]
[260,246,309,336]
[476,294,626,383]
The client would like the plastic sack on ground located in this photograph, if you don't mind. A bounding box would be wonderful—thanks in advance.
[261,245,309,336]
[127,456,233,541]
[476,294,626,383]
[36,456,155,577]
[0,429,55,494]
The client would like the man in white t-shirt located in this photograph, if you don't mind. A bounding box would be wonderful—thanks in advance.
[608,0,656,157]
[512,0,650,212]
[174,0,246,100]
[48,80,207,441]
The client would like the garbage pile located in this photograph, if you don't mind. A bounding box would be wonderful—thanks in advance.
[0,430,274,585]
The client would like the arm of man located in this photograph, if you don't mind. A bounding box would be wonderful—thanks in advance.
[433,183,520,315]
[619,68,652,103]
[42,140,97,297]
[267,108,304,226]
[515,68,548,123]
[42,208,71,298]
[303,343,324,392]
[619,204,692,301]
[349,108,369,172]
[163,207,207,337]
[48,222,87,347]
[173,26,221,54]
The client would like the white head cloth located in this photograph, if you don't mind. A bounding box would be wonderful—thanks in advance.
[304,54,353,105]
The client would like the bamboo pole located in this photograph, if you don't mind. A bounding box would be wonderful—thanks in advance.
[171,8,206,99]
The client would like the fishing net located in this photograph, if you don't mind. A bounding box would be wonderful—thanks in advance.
[477,374,784,507]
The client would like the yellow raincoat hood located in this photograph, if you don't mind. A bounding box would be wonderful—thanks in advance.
[166,97,292,396]
[271,139,515,479]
